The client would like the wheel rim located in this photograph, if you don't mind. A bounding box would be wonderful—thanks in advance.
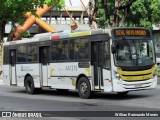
[80,82,88,95]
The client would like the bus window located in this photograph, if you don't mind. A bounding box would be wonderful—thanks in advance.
[27,44,38,62]
[104,41,111,68]
[51,40,68,61]
[17,45,27,62]
[69,38,89,60]
[4,47,9,64]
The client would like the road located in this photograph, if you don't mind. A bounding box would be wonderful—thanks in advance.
[0,82,160,120]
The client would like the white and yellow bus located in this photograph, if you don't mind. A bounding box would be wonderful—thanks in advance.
[3,27,157,99]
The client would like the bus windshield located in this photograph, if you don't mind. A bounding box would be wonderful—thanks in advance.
[114,39,155,67]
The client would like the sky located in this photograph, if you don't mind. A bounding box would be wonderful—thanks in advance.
[65,0,89,6]
[64,0,89,11]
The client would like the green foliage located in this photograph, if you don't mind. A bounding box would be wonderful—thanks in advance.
[96,0,160,29]
[55,0,65,10]
[126,0,155,28]
[0,0,64,23]
[97,8,106,28]
[19,31,30,38]
[0,0,64,41]
[96,0,106,28]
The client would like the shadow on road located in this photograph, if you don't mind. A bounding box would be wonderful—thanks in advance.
[11,88,153,100]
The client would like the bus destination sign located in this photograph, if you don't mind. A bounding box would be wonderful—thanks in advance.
[113,29,150,38]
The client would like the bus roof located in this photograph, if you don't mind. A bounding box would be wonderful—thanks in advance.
[3,27,150,46]
[3,29,111,46]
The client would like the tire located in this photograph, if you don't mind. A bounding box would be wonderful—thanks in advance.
[117,91,129,96]
[25,76,41,94]
[78,77,92,99]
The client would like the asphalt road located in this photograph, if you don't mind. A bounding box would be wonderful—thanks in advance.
[0,83,160,120]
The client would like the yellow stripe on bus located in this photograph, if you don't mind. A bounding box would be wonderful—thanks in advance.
[85,68,91,76]
[69,31,90,37]
[117,66,155,81]
[50,68,54,76]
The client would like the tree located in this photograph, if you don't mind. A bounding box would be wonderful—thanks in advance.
[127,0,160,28]
[95,0,136,28]
[89,0,160,29]
[0,0,64,42]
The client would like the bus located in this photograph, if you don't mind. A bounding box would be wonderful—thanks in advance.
[3,27,157,99]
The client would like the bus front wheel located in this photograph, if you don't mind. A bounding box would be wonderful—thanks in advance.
[25,76,40,94]
[78,77,91,99]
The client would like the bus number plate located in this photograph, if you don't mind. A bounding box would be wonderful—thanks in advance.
[134,84,143,87]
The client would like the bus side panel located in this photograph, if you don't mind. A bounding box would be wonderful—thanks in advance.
[16,64,41,87]
[48,63,61,88]
[60,62,90,90]
[103,69,112,92]
[3,65,10,85]
[49,62,91,90]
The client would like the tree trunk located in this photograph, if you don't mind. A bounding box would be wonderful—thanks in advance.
[7,22,17,41]
[88,0,98,29]
[0,20,6,43]
[114,0,120,27]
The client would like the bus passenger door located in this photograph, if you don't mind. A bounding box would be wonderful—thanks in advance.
[9,50,16,85]
[91,41,111,90]
[40,47,49,86]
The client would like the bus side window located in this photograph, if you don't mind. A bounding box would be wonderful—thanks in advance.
[27,44,38,62]
[104,41,111,69]
[17,45,27,62]
[4,47,9,64]
[51,40,68,61]
[69,43,75,60]
[69,38,89,60]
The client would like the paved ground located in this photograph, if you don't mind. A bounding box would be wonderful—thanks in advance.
[158,77,160,84]
[0,78,160,120]
[0,79,3,85]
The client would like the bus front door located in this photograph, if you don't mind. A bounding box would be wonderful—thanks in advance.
[9,50,16,85]
[40,47,49,86]
[91,41,111,90]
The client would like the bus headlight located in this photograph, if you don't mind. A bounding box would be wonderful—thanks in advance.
[116,74,121,80]
[114,71,121,80]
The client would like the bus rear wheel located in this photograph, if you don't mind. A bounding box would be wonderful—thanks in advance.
[25,76,41,94]
[78,77,91,99]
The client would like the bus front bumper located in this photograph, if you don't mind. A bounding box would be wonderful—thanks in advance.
[112,76,157,92]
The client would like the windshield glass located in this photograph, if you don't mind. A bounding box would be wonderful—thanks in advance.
[114,39,155,67]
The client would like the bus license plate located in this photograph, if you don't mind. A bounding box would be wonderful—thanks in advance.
[134,84,143,87]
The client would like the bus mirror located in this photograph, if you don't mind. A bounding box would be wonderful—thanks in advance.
[111,44,117,54]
